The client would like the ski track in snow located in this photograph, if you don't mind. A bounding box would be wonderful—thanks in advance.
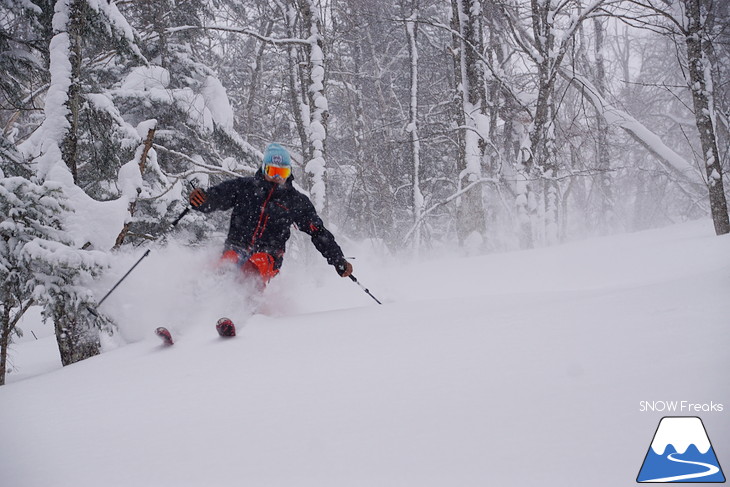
[1,220,729,487]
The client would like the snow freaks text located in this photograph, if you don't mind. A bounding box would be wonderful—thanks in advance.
[639,401,724,413]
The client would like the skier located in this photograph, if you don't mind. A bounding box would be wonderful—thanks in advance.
[188,143,353,289]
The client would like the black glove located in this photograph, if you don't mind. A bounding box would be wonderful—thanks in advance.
[334,260,353,278]
[189,188,207,207]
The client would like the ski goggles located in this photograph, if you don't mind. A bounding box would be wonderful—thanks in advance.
[264,164,291,180]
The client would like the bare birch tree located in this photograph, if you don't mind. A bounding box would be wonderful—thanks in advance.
[592,17,613,232]
[403,0,425,252]
[612,0,729,235]
[298,0,330,213]
[498,0,607,245]
[450,0,487,247]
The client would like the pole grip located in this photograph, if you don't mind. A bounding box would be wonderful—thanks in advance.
[170,207,190,228]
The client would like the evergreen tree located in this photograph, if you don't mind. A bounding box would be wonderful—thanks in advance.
[11,0,138,366]
[110,0,261,245]
[0,163,111,381]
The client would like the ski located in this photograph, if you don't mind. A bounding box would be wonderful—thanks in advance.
[155,327,174,345]
[216,317,236,337]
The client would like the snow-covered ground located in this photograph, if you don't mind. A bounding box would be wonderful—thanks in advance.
[1,220,729,487]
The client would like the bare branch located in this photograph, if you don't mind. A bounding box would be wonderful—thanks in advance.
[166,25,310,47]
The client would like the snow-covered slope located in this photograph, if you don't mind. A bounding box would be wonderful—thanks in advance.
[2,220,729,487]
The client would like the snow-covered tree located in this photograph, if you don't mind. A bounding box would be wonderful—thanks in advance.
[404,0,425,253]
[19,182,112,367]
[86,0,262,245]
[326,0,406,245]
[681,0,729,235]
[591,18,613,231]
[0,168,111,379]
[297,0,329,213]
[496,0,608,245]
[10,0,138,365]
[449,0,488,247]
[608,0,729,236]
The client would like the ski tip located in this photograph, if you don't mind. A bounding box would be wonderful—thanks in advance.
[155,326,174,345]
[216,318,236,338]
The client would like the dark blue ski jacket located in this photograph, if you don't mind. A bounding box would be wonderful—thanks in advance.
[192,170,346,270]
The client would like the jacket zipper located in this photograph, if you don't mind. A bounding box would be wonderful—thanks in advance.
[250,186,276,248]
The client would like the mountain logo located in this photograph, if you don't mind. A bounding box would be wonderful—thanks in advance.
[637,416,725,483]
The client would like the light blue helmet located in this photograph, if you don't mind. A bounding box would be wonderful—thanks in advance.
[262,143,291,168]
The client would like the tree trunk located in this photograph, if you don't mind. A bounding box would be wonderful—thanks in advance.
[404,0,423,253]
[298,0,329,214]
[528,0,560,245]
[114,127,156,248]
[451,0,487,246]
[0,305,11,386]
[346,13,371,239]
[450,0,466,185]
[54,305,100,367]
[683,0,730,235]
[593,17,613,233]
[278,2,308,164]
[1,298,34,385]
[245,20,274,141]
[60,0,85,183]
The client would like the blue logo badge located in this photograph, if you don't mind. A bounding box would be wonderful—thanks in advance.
[637,417,725,483]
[272,155,283,165]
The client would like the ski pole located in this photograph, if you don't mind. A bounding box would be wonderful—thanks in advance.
[349,274,383,305]
[167,181,196,227]
[90,249,151,314]
[87,206,191,316]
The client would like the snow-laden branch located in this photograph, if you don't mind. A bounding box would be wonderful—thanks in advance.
[402,176,498,244]
[152,143,255,181]
[166,25,310,47]
[554,0,607,57]
[619,0,686,33]
[118,143,257,206]
[413,16,532,120]
[561,68,705,188]
[499,0,608,85]
[80,0,147,63]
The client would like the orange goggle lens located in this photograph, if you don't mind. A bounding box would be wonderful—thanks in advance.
[265,164,291,180]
